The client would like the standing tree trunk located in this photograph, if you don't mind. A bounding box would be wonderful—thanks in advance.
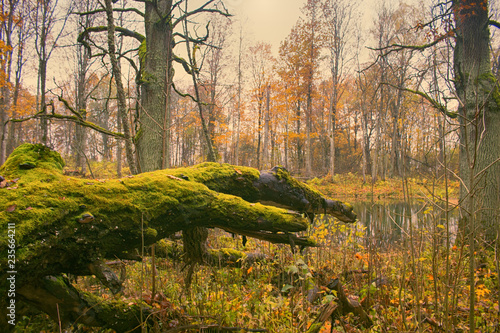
[453,0,500,242]
[35,0,52,146]
[234,27,243,165]
[323,0,356,180]
[104,0,138,174]
[137,0,173,172]
[73,13,92,174]
[0,0,17,165]
[263,85,270,169]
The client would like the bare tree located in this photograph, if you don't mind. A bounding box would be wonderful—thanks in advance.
[322,0,358,179]
[32,0,70,145]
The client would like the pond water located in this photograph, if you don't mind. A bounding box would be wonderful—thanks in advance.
[354,200,459,242]
[316,199,460,245]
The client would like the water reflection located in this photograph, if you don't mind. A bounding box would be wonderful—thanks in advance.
[314,200,459,246]
[354,200,458,243]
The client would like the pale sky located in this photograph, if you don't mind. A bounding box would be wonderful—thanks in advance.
[225,0,304,54]
[220,0,383,55]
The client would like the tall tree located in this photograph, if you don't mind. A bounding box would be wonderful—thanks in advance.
[322,0,357,179]
[32,0,68,145]
[103,0,138,174]
[249,42,274,169]
[376,0,500,273]
[302,0,322,177]
[72,0,98,174]
[136,0,173,171]
[0,0,17,164]
[6,0,31,157]
[232,25,245,165]
[196,14,232,162]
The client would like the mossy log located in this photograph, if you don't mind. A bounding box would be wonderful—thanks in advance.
[0,144,356,331]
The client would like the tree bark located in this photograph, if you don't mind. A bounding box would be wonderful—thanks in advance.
[73,23,90,173]
[453,0,500,242]
[104,0,138,174]
[137,0,173,172]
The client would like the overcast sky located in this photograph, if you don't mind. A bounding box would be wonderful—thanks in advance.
[225,0,304,53]
[219,0,386,55]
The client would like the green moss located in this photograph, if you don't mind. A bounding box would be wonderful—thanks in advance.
[0,143,65,179]
[138,39,147,69]
[477,72,500,110]
[163,162,261,201]
[273,167,324,209]
[83,291,152,332]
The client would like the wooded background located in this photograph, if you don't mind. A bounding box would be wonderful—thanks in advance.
[0,0,485,180]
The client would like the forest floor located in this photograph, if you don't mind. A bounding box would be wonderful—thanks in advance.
[15,172,497,333]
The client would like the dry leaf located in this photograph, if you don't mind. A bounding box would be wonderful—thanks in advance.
[6,205,16,212]
[167,174,183,181]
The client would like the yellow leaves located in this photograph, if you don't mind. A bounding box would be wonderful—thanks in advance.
[476,284,490,298]
[9,88,36,117]
[355,252,368,266]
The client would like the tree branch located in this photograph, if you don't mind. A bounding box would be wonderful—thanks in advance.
[75,7,145,17]
[78,26,145,56]
[368,32,452,58]
[172,0,231,28]
[383,82,458,118]
[56,94,84,120]
[173,54,195,74]
[489,19,500,29]
[9,112,126,139]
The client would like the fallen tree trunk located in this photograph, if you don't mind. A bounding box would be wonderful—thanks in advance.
[0,144,356,331]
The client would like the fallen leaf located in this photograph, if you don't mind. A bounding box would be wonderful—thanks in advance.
[234,168,242,175]
[167,174,183,181]
[78,213,95,224]
[6,205,16,212]
[26,207,33,210]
